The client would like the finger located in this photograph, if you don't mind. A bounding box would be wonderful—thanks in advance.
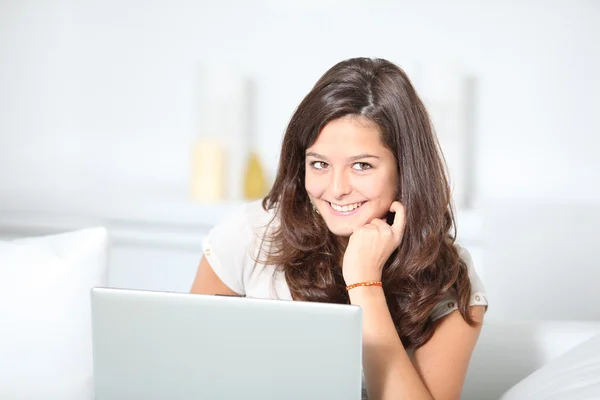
[370,217,392,232]
[389,201,406,238]
[371,218,394,235]
[350,222,376,235]
[351,216,378,234]
[370,218,386,226]
[361,223,379,232]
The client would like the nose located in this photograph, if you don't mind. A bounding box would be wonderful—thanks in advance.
[330,168,352,199]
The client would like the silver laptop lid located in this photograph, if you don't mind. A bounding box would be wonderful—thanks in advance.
[91,288,362,400]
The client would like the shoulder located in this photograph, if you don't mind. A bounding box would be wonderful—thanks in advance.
[429,243,488,322]
[205,199,279,261]
[202,200,279,295]
[210,200,277,237]
[455,243,486,296]
[243,199,279,233]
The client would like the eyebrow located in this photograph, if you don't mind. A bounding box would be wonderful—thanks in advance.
[305,152,380,162]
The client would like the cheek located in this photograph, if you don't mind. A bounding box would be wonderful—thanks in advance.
[356,173,397,200]
[305,173,326,197]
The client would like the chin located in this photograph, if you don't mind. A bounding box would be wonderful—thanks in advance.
[324,223,355,237]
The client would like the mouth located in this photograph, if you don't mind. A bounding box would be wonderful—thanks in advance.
[326,201,366,216]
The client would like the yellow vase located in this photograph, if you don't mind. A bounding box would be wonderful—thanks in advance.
[243,151,268,200]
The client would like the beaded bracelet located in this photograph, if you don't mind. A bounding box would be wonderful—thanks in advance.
[345,281,383,291]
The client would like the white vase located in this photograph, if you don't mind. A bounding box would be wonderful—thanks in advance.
[194,63,252,201]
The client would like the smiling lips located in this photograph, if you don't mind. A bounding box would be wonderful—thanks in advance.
[328,201,365,214]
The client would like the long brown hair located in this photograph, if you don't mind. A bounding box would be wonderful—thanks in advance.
[262,57,476,349]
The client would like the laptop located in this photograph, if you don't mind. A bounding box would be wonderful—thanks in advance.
[91,287,363,400]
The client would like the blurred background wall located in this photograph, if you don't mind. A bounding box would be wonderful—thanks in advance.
[1,0,599,320]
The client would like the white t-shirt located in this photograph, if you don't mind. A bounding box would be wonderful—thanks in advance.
[202,200,488,322]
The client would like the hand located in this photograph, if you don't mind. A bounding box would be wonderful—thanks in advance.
[342,201,406,286]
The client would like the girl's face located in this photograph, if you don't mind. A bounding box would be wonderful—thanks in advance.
[305,116,399,237]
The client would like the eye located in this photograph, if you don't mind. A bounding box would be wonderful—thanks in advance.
[351,162,372,171]
[310,161,329,170]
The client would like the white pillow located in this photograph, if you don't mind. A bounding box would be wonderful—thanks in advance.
[0,227,108,400]
[501,332,600,399]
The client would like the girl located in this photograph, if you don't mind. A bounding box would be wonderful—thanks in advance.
[192,57,488,400]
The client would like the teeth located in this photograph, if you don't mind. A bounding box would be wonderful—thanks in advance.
[330,202,363,212]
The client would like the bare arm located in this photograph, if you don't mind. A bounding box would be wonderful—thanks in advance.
[351,284,485,400]
[411,306,485,400]
[350,286,433,400]
[190,255,241,296]
[342,201,484,398]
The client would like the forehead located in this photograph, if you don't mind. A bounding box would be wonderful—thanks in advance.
[308,116,384,152]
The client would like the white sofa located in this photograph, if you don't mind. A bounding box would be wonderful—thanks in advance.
[464,320,600,399]
[0,227,109,399]
[1,227,599,399]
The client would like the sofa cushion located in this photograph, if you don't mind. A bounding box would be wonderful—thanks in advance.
[0,227,108,400]
[501,332,600,399]
[462,320,600,399]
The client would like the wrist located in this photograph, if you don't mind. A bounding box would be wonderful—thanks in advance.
[346,281,382,290]
[344,276,383,287]
[343,266,382,286]
[347,284,386,305]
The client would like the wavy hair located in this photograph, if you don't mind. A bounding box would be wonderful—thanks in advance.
[262,57,476,349]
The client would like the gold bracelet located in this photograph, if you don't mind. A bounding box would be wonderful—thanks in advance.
[345,281,383,291]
